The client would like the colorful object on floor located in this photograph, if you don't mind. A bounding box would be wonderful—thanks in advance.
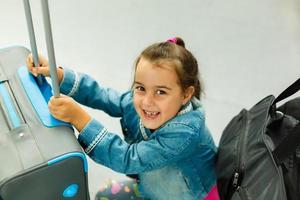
[110,181,123,194]
[95,180,145,200]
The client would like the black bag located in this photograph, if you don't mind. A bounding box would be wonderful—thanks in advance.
[216,78,300,200]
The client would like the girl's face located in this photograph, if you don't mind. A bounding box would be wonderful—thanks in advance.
[133,57,193,130]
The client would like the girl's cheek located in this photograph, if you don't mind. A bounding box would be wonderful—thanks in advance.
[133,100,139,111]
[133,97,142,113]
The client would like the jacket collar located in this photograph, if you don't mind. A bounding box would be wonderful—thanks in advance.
[139,101,193,140]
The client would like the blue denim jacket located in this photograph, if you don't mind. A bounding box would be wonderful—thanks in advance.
[60,68,217,200]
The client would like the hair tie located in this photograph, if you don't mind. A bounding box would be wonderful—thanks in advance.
[167,37,177,44]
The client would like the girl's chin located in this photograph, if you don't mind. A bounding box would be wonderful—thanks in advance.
[141,120,162,130]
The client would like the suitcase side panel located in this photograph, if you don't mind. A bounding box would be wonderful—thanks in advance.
[0,155,89,200]
[0,46,89,199]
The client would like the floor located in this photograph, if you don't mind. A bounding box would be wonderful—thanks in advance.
[1,0,300,198]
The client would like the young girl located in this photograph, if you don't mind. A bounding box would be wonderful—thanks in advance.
[26,37,219,200]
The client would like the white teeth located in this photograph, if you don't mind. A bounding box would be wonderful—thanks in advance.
[145,111,159,116]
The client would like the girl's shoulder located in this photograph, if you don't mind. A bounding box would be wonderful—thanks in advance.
[162,102,206,134]
[120,91,139,121]
[168,110,205,131]
[120,90,134,108]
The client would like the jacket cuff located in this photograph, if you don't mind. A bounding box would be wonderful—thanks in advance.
[60,67,80,97]
[78,118,108,154]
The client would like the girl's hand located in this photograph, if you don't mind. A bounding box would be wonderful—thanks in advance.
[48,94,91,132]
[26,53,50,77]
[26,53,64,83]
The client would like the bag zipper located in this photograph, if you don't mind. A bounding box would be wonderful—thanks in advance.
[232,109,249,190]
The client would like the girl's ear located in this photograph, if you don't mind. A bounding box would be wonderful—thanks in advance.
[182,86,195,105]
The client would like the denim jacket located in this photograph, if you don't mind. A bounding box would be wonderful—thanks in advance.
[60,68,217,200]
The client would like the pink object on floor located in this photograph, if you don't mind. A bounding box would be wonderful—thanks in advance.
[203,185,220,200]
[110,182,122,194]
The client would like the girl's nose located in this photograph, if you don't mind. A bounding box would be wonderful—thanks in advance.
[142,93,155,107]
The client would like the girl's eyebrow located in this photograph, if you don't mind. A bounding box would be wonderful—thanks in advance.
[134,81,171,90]
[134,81,144,85]
[155,85,171,90]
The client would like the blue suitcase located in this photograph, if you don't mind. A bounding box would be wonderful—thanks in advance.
[0,1,90,199]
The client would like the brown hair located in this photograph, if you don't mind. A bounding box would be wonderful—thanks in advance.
[134,37,203,100]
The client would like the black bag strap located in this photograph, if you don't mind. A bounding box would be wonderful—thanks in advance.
[272,123,300,165]
[273,78,300,105]
[271,78,300,165]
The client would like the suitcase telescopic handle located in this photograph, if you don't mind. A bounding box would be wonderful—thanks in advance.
[23,0,43,86]
[23,0,60,97]
[41,0,60,97]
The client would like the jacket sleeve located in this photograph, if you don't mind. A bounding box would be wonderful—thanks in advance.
[77,118,204,174]
[60,68,128,117]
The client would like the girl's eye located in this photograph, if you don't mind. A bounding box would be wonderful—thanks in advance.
[156,90,166,95]
[135,86,145,91]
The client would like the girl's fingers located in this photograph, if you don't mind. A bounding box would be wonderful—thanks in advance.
[26,55,34,68]
[26,53,50,76]
[49,96,67,106]
[26,54,38,76]
[36,66,48,76]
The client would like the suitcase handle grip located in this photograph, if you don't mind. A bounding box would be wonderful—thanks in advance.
[0,82,24,130]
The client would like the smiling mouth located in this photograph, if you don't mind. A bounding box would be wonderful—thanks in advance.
[143,110,160,119]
